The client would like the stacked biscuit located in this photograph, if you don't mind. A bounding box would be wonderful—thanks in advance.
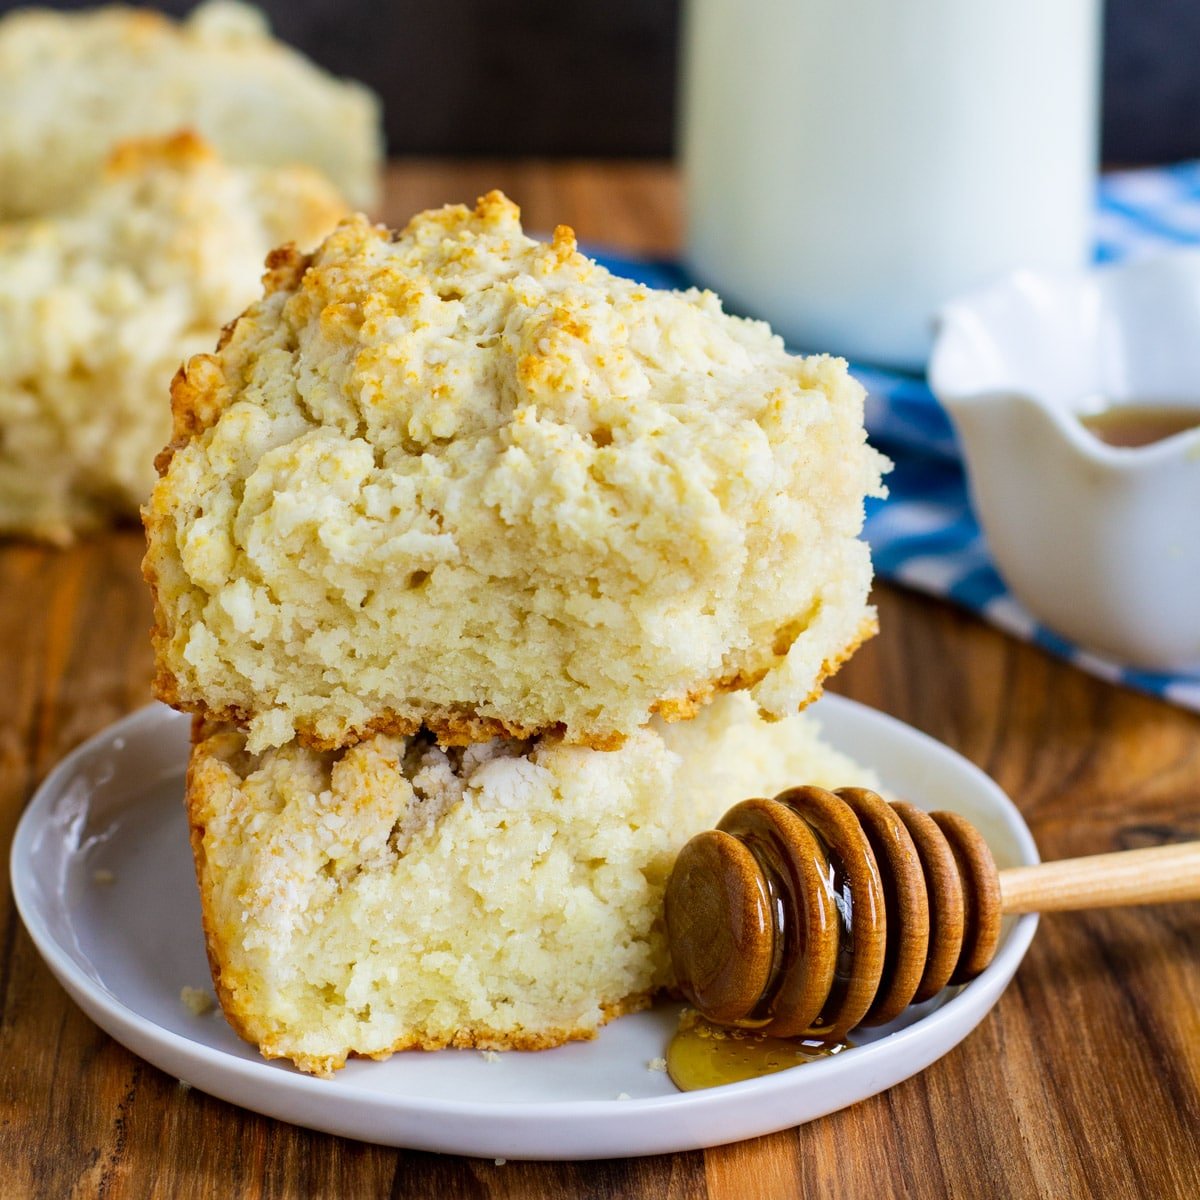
[144,192,888,1075]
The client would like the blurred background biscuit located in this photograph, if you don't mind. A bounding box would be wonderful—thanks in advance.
[0,0,382,218]
[0,132,348,542]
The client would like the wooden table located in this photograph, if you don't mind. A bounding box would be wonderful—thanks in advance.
[2,162,1198,1199]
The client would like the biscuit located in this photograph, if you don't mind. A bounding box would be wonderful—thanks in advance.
[0,133,348,542]
[0,1,382,218]
[144,192,887,750]
[186,693,879,1075]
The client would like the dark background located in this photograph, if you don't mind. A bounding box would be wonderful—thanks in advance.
[2,0,1196,163]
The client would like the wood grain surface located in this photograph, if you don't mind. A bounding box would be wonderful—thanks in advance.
[1,162,1198,1199]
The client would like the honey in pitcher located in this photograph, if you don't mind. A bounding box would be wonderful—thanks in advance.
[1079,403,1200,448]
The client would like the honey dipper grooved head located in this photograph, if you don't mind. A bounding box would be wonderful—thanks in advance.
[665,788,1004,1037]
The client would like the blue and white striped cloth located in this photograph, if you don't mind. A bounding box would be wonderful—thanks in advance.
[592,163,1200,714]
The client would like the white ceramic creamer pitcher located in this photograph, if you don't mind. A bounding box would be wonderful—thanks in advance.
[928,253,1200,672]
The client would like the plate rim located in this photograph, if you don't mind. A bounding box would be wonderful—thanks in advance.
[11,697,1040,1157]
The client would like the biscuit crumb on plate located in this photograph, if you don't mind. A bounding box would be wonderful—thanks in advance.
[180,985,216,1017]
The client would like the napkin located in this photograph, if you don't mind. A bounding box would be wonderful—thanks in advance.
[591,162,1200,714]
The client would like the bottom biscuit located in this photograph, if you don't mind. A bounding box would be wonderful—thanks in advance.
[186,692,877,1076]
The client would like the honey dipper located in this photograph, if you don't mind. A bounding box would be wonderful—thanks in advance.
[664,786,1200,1041]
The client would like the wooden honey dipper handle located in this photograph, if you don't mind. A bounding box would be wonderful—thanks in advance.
[999,840,1200,914]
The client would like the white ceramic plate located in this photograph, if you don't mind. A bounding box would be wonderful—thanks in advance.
[11,697,1038,1160]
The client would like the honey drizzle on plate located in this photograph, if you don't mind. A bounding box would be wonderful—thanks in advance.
[666,1010,849,1092]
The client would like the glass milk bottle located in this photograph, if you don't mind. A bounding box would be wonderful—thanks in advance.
[681,0,1102,370]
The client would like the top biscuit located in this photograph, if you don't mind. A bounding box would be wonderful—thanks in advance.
[0,0,381,217]
[143,192,887,752]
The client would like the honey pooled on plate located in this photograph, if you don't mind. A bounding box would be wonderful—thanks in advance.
[667,1010,847,1092]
